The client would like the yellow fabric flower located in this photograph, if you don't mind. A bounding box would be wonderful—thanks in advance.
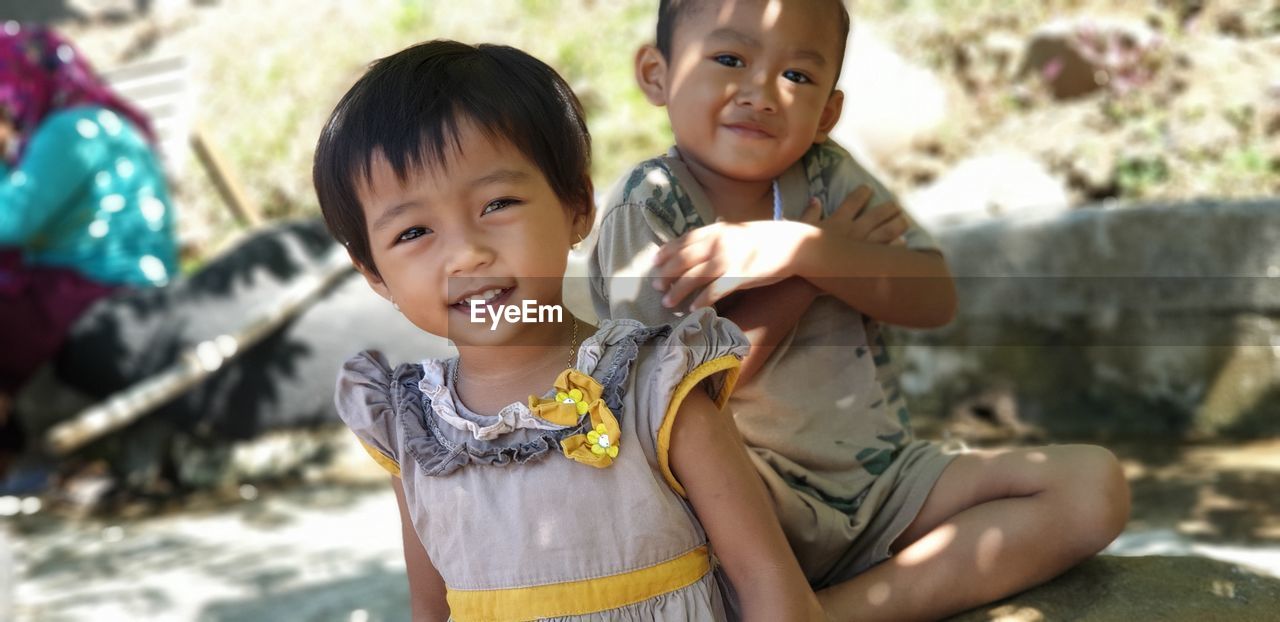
[528,369,622,468]
[586,423,619,458]
[555,388,590,416]
[529,370,603,426]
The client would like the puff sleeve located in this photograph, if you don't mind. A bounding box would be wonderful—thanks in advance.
[335,351,402,477]
[643,308,751,497]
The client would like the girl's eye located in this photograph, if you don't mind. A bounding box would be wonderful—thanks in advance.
[782,70,812,84]
[481,198,519,215]
[397,226,431,243]
[713,54,745,68]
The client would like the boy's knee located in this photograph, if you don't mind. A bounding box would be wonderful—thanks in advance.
[1060,444,1131,549]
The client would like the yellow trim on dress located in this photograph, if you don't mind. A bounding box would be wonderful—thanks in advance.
[357,438,400,477]
[657,355,743,498]
[446,545,711,621]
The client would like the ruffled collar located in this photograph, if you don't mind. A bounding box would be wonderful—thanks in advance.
[418,359,568,441]
[418,318,649,442]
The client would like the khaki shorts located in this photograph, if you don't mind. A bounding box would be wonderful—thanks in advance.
[750,439,967,588]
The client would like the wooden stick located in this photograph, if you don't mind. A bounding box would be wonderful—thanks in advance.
[45,245,352,455]
[191,124,262,227]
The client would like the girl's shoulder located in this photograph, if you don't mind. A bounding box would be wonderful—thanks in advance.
[580,309,749,402]
[586,309,752,430]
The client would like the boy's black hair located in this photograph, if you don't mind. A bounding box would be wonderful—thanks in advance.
[656,0,852,85]
[313,40,593,278]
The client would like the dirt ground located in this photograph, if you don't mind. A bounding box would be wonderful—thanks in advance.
[4,438,1279,621]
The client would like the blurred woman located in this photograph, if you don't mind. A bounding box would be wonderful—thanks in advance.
[0,24,177,460]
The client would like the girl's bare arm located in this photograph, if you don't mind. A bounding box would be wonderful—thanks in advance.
[669,389,826,621]
[392,476,450,621]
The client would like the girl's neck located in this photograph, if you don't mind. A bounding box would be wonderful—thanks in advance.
[452,316,586,415]
[678,149,775,223]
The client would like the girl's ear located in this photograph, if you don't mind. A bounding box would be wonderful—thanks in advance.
[347,248,392,301]
[571,203,595,250]
[634,44,670,106]
[814,89,845,144]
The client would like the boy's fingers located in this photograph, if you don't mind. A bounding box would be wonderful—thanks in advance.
[799,197,822,224]
[662,261,722,309]
[653,231,692,264]
[866,215,910,244]
[832,185,874,221]
[652,240,714,290]
[690,275,745,310]
[856,201,903,229]
[849,201,903,241]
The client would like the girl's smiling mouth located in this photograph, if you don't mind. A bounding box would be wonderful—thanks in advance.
[450,285,515,313]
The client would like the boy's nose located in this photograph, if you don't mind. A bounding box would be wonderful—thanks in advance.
[734,76,779,113]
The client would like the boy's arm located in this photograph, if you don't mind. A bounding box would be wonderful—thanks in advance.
[797,237,957,329]
[715,277,821,385]
[800,143,957,328]
[669,388,825,621]
[392,477,450,621]
[655,188,955,330]
[590,203,685,326]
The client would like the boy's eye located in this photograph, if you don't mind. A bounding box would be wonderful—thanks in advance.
[782,70,812,84]
[481,198,519,215]
[712,54,745,68]
[397,226,431,243]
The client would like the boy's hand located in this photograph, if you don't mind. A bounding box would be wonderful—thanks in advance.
[651,185,910,311]
[802,185,909,246]
[652,220,817,311]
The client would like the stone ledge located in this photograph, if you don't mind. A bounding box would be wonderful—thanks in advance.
[947,555,1280,621]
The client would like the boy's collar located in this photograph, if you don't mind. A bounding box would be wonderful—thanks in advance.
[666,145,812,223]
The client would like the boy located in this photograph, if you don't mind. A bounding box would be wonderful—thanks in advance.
[589,1,1131,619]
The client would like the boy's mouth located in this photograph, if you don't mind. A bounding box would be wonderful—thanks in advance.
[723,121,775,139]
[450,285,515,312]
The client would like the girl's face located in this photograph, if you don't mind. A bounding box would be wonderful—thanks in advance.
[355,121,590,346]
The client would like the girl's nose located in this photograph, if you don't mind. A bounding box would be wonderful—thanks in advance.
[445,228,495,276]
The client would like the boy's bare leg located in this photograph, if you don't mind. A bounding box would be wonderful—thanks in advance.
[817,444,1131,622]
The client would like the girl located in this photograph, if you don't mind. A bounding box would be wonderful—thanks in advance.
[312,40,822,621]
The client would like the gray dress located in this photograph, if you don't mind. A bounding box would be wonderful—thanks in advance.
[336,309,749,621]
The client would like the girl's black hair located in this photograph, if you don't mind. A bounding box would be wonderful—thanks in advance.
[313,40,593,277]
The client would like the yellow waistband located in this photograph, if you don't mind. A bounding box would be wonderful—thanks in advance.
[446,546,711,621]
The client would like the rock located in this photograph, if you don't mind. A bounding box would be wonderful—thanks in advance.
[1021,18,1164,100]
[13,218,448,492]
[833,24,949,166]
[904,151,1070,229]
[948,555,1280,621]
[895,199,1280,441]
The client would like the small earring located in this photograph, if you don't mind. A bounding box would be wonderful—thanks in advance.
[390,296,400,312]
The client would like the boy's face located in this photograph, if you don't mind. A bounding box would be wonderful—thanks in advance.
[639,0,846,182]
[354,121,589,346]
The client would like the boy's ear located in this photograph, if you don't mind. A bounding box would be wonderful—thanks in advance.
[347,248,392,301]
[634,44,670,106]
[814,89,845,144]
